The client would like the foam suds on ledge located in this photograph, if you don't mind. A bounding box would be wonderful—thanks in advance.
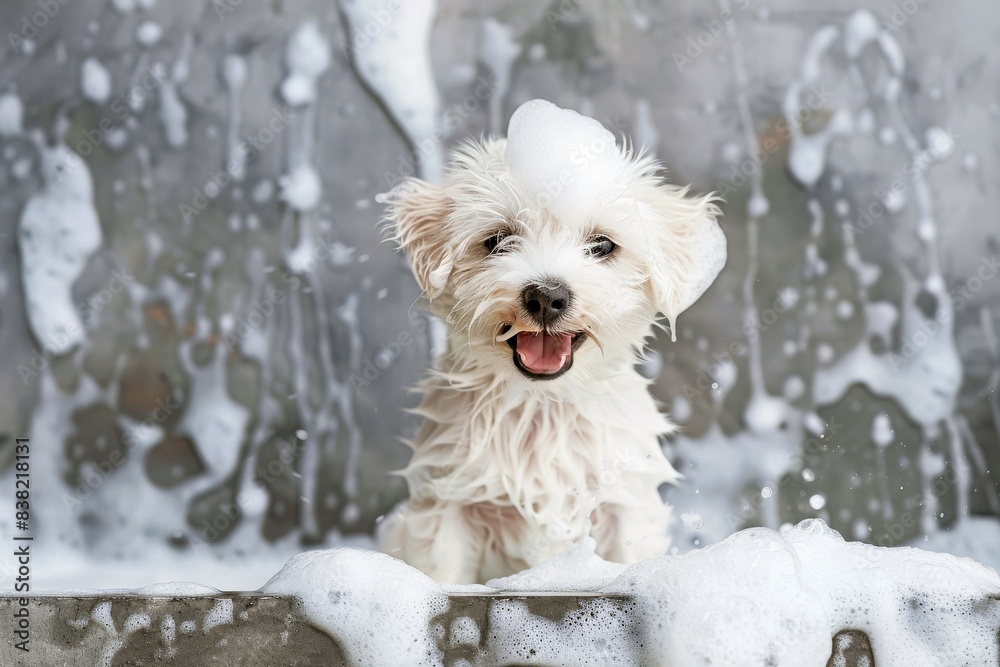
[255,520,1000,666]
[486,532,626,592]
[609,520,1000,665]
[263,549,449,666]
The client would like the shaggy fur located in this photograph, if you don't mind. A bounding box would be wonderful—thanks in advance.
[378,136,725,584]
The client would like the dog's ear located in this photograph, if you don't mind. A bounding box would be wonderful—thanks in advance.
[384,178,455,300]
[643,186,727,340]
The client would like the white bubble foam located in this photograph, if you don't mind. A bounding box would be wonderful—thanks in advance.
[504,99,622,226]
[81,57,112,104]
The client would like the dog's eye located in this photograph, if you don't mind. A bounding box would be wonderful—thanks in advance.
[586,235,617,259]
[484,231,510,255]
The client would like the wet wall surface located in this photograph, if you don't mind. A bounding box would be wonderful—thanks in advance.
[0,0,997,582]
[0,593,880,666]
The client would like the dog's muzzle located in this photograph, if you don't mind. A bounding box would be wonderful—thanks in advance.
[502,326,587,380]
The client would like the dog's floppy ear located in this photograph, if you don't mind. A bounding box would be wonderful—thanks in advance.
[643,186,727,340]
[384,178,455,300]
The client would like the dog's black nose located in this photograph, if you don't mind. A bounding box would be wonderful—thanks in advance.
[522,283,571,325]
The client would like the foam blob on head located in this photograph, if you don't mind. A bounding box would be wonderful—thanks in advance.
[504,99,623,224]
[503,99,728,340]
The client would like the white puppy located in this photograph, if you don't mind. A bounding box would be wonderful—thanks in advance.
[378,100,727,584]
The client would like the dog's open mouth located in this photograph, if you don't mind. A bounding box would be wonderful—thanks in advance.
[499,325,587,380]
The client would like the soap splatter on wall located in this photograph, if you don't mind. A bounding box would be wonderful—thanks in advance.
[0,0,997,587]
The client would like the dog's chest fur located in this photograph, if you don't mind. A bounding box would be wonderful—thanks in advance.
[402,357,678,565]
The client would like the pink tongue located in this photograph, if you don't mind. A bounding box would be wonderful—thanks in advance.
[516,332,572,373]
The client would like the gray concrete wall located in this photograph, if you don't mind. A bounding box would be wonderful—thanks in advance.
[0,593,877,666]
[0,0,997,579]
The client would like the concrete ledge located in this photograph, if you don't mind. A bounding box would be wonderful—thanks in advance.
[0,593,878,666]
[0,594,345,666]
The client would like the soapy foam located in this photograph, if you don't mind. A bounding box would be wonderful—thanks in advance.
[279,164,322,211]
[280,18,329,287]
[81,57,112,104]
[158,34,191,148]
[632,99,659,155]
[502,98,726,340]
[136,582,221,596]
[281,21,330,106]
[256,521,1000,666]
[263,549,449,666]
[223,54,248,181]
[56,586,251,665]
[202,598,234,632]
[339,0,443,179]
[609,520,1000,665]
[668,5,980,564]
[504,99,622,226]
[479,19,520,135]
[2,0,994,627]
[136,21,163,47]
[0,93,24,137]
[486,533,626,592]
[663,6,801,547]
[18,142,103,355]
[485,595,638,666]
